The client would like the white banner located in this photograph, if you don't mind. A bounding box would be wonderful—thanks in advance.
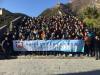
[13,40,84,52]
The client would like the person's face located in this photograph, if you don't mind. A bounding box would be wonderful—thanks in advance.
[95,36,98,39]
[5,37,8,40]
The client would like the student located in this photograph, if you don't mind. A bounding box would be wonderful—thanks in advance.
[2,37,10,57]
[84,34,91,56]
[95,35,100,60]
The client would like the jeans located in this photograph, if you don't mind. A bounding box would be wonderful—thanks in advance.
[95,48,100,60]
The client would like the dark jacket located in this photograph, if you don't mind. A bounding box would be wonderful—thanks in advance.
[95,38,100,49]
[2,40,10,51]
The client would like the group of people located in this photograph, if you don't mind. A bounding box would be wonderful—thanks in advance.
[0,14,100,60]
[12,15,85,40]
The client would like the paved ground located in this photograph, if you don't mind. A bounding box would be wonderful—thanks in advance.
[0,57,100,75]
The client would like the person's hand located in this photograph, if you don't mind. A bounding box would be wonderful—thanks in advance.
[7,43,10,46]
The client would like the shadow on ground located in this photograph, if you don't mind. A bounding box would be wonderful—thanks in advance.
[56,70,100,75]
[0,55,17,60]
[0,52,17,60]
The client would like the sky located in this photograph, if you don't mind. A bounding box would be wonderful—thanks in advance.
[0,0,70,17]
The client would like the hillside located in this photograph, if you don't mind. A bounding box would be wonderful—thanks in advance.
[39,3,72,17]
[0,8,29,27]
[71,0,100,12]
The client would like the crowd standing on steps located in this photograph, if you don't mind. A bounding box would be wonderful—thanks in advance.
[0,15,100,60]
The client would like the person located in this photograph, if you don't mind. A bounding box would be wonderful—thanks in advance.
[95,35,100,60]
[1,37,10,57]
[84,34,91,56]
[0,43,3,53]
[86,31,95,57]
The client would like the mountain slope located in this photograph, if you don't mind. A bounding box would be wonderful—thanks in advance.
[0,8,29,27]
[71,0,100,12]
[39,3,72,17]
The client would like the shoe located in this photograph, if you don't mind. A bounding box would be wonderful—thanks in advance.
[96,58,99,60]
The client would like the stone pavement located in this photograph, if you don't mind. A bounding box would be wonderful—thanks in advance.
[0,58,100,75]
